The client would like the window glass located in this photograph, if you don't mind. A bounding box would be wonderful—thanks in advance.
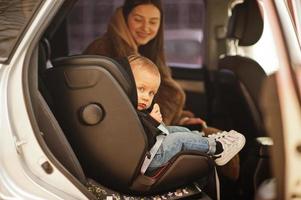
[163,0,205,68]
[67,0,123,55]
[0,0,42,63]
[67,0,205,68]
[164,31,203,68]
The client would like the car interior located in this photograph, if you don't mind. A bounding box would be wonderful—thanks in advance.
[25,0,277,199]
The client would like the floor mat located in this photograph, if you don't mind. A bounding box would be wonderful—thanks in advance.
[86,181,207,200]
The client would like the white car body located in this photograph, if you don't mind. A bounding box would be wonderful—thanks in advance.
[0,1,87,199]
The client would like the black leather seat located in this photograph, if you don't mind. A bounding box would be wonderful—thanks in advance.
[43,55,216,195]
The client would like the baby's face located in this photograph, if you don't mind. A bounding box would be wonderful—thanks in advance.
[132,68,160,110]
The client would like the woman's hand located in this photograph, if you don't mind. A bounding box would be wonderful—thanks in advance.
[150,103,163,123]
[178,117,207,127]
[179,110,207,127]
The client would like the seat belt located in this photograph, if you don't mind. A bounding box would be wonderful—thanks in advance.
[214,167,220,200]
[140,123,169,174]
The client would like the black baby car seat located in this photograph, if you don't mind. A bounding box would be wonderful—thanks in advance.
[44,55,216,196]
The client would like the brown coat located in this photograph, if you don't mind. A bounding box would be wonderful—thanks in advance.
[84,8,185,125]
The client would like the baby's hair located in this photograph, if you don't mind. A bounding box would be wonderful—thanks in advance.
[128,54,161,79]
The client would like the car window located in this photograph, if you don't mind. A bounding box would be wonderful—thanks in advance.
[164,35,203,68]
[67,0,205,69]
[164,0,205,69]
[67,0,123,55]
[0,0,42,63]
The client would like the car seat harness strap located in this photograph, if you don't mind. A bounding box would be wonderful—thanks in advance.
[141,123,169,174]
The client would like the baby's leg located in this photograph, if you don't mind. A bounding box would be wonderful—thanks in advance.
[149,132,216,170]
[167,125,206,136]
[167,125,191,133]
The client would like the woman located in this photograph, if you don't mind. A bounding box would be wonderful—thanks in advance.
[84,0,204,126]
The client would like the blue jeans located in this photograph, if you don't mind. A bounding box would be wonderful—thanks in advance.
[148,126,216,170]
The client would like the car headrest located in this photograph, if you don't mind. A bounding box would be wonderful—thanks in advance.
[227,0,263,46]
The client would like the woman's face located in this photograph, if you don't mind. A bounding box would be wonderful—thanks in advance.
[127,4,161,46]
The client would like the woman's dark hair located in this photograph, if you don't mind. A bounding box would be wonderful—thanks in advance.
[122,0,163,21]
[122,0,169,77]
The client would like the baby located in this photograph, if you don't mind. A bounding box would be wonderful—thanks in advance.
[127,55,245,171]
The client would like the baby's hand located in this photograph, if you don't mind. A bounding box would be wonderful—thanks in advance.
[150,103,163,123]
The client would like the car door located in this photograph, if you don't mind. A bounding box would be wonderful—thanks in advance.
[258,0,301,199]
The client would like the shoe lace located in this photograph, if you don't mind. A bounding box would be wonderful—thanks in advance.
[209,131,240,146]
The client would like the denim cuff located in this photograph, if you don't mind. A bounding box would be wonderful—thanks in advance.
[207,137,216,155]
[199,131,205,136]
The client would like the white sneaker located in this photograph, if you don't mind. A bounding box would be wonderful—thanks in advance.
[209,130,246,166]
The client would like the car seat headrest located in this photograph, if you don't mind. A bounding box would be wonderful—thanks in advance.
[227,0,263,46]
